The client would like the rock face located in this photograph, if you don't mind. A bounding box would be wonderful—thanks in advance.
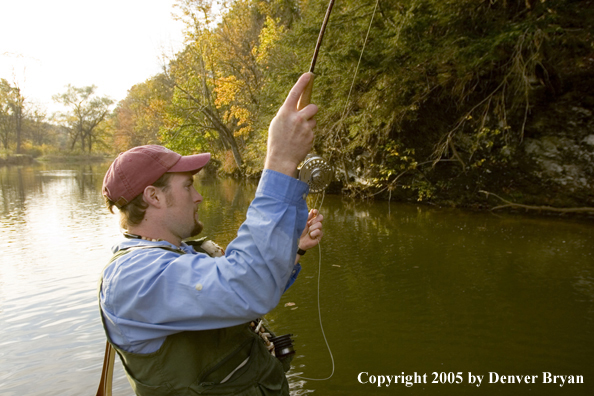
[524,134,593,192]
[520,95,594,206]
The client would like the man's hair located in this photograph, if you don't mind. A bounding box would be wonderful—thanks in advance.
[105,172,174,230]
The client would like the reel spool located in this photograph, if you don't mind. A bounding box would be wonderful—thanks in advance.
[297,154,334,194]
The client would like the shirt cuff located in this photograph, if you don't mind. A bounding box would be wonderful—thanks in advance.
[257,169,310,205]
[284,263,302,292]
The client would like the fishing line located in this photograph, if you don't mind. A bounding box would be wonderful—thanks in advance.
[293,0,378,381]
[294,191,335,381]
[340,0,380,123]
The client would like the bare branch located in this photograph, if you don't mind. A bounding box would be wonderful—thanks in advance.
[480,191,594,214]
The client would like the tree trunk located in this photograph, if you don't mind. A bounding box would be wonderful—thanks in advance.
[203,107,243,169]
[225,134,243,170]
[14,88,24,154]
[15,106,22,154]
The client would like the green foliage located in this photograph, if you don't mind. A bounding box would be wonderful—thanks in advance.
[0,79,61,155]
[106,74,173,152]
[53,85,114,153]
[0,79,17,150]
[104,0,593,203]
[0,79,25,152]
[270,0,594,201]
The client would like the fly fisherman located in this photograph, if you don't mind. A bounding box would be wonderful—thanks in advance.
[99,73,324,395]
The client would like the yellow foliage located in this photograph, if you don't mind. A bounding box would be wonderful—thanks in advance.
[214,75,241,107]
[255,16,286,65]
[234,126,252,138]
[231,106,250,124]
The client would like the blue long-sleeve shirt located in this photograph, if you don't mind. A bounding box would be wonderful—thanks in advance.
[100,169,309,353]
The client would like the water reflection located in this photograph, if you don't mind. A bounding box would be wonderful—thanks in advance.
[0,163,593,395]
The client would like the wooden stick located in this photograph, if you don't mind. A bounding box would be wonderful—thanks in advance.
[96,341,116,396]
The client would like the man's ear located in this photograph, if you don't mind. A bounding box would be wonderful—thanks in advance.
[143,185,164,208]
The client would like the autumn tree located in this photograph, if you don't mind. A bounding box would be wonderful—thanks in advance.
[53,85,114,153]
[24,104,51,147]
[0,78,26,152]
[109,74,172,152]
[0,79,15,150]
[161,0,297,174]
[165,0,245,172]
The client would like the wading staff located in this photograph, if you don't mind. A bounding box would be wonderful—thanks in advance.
[96,341,115,396]
[297,0,336,110]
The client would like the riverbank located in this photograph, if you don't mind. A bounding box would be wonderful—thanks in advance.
[1,153,110,167]
[36,154,109,163]
[0,154,35,166]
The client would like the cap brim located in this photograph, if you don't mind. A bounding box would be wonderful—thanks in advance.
[169,153,211,174]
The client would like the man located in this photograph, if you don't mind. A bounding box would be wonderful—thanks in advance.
[99,73,324,395]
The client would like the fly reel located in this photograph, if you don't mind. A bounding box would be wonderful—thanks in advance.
[297,154,333,194]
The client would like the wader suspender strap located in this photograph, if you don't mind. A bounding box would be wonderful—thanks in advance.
[96,245,187,396]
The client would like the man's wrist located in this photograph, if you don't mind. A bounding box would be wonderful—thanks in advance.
[264,156,299,178]
[297,247,306,256]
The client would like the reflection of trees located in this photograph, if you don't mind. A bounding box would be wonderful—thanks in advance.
[197,176,258,247]
[73,164,106,204]
[0,166,30,220]
[16,168,25,206]
[0,163,114,224]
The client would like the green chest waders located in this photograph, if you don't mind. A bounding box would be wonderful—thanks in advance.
[96,245,289,396]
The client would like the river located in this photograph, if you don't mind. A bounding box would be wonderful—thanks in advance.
[0,162,593,395]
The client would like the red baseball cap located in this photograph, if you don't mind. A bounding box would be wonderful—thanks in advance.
[102,145,211,208]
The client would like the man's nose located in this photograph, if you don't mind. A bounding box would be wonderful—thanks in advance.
[193,190,203,204]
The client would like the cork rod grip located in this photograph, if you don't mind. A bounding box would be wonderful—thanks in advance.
[297,72,316,110]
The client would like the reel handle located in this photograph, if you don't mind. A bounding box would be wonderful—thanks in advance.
[297,72,315,110]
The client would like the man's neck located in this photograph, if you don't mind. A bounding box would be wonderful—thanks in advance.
[126,226,181,247]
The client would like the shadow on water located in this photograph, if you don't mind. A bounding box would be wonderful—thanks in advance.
[0,163,593,395]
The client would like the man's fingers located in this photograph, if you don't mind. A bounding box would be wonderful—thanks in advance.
[307,212,323,227]
[308,229,323,240]
[308,213,323,225]
[309,225,322,235]
[283,73,313,109]
[303,115,317,131]
[300,104,318,121]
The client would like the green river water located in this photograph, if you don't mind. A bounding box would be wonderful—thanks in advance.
[0,162,592,395]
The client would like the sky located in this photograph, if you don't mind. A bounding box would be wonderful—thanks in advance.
[0,0,186,115]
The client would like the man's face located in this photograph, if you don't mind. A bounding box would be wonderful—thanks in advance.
[162,172,203,240]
